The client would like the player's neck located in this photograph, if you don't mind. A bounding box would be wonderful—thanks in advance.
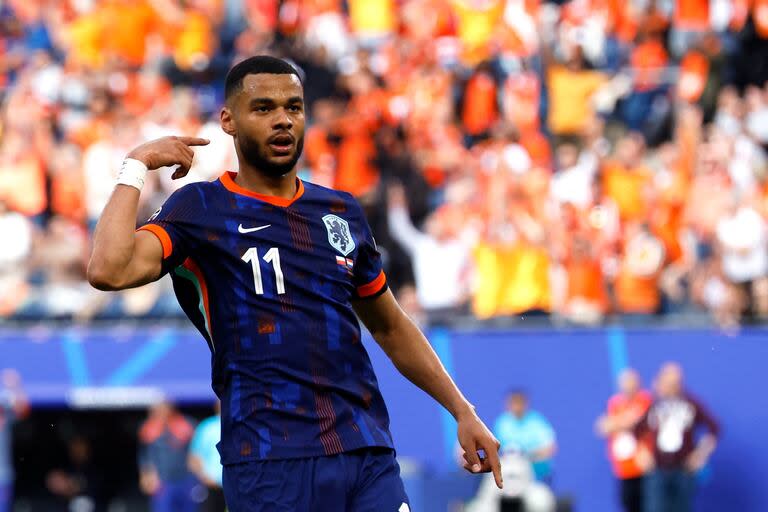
[234,167,299,199]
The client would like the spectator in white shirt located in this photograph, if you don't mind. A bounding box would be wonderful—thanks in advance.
[715,196,768,321]
[0,200,34,316]
[387,184,473,323]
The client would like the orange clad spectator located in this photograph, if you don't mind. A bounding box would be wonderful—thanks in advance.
[614,223,665,314]
[450,0,506,65]
[602,135,653,222]
[348,0,397,40]
[171,9,217,71]
[100,0,158,67]
[677,51,709,104]
[754,0,768,39]
[563,236,610,324]
[674,0,709,31]
[0,132,47,218]
[630,35,668,92]
[334,128,379,199]
[49,145,86,223]
[64,10,106,69]
[546,47,608,137]
[462,66,498,136]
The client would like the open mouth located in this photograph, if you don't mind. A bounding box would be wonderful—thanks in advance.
[268,134,294,155]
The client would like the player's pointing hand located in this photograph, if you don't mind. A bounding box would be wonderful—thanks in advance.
[457,408,503,489]
[126,136,210,180]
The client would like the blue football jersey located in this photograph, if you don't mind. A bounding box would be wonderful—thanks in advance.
[138,172,394,463]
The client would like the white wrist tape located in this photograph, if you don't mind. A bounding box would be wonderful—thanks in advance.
[117,158,148,191]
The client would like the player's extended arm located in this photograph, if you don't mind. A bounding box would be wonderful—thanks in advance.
[87,136,209,291]
[353,290,503,489]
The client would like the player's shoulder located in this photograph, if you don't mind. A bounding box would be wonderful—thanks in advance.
[301,180,364,216]
[163,178,224,207]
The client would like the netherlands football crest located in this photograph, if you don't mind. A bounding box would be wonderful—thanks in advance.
[322,214,355,256]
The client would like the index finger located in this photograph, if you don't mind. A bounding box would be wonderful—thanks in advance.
[177,137,210,147]
[481,439,503,489]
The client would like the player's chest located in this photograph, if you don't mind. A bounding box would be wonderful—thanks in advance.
[197,208,360,290]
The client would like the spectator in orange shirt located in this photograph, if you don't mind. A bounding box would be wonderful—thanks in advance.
[561,234,610,325]
[601,133,653,222]
[460,62,499,145]
[596,368,653,512]
[614,222,666,314]
[546,45,608,138]
[669,0,709,58]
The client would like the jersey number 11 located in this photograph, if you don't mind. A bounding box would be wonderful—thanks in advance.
[242,247,286,295]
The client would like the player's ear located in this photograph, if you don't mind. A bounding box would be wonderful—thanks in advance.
[221,106,236,137]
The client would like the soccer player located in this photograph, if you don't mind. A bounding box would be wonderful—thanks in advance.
[87,55,502,511]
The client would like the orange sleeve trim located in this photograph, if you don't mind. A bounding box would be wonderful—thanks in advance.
[357,270,387,298]
[137,224,173,259]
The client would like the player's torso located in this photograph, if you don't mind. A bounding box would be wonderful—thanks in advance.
[170,179,377,393]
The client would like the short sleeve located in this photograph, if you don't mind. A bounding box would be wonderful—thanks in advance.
[348,197,388,300]
[534,413,556,446]
[137,184,201,275]
[189,422,205,458]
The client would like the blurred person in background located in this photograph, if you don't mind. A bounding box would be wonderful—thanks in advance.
[596,369,652,512]
[466,452,556,512]
[138,401,197,512]
[387,183,473,324]
[188,401,224,512]
[46,435,107,512]
[636,363,719,512]
[0,199,34,317]
[0,369,28,512]
[613,222,666,316]
[494,390,557,483]
[715,193,768,324]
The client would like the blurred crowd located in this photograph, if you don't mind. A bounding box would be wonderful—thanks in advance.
[2,0,768,328]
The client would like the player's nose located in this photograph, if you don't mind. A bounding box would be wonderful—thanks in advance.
[272,108,293,130]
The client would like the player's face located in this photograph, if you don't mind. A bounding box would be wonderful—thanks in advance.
[225,73,306,177]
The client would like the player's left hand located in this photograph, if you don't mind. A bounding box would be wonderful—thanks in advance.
[457,409,503,489]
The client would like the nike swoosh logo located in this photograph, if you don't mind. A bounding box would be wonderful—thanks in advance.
[238,224,271,234]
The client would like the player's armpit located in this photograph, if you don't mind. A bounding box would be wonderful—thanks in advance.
[87,230,164,291]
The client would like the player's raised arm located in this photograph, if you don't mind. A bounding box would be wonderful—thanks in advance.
[87,136,209,291]
[353,291,504,489]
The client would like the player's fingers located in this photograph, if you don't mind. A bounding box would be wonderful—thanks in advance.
[480,438,503,489]
[178,136,210,147]
[178,143,195,160]
[172,155,193,180]
[461,440,482,473]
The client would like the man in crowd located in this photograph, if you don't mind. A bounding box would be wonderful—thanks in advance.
[0,369,28,512]
[636,363,719,512]
[188,401,224,512]
[493,390,557,482]
[138,401,197,512]
[596,368,652,512]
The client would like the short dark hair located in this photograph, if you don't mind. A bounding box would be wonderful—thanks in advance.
[224,55,302,100]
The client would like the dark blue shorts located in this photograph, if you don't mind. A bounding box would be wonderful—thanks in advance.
[223,448,410,512]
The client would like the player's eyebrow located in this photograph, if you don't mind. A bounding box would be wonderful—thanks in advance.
[286,96,303,105]
[249,97,276,107]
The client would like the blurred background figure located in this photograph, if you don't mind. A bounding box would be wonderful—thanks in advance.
[465,452,556,512]
[138,401,197,512]
[636,363,720,512]
[188,401,223,512]
[387,182,473,324]
[596,369,652,512]
[0,370,28,512]
[46,435,107,512]
[493,390,557,484]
